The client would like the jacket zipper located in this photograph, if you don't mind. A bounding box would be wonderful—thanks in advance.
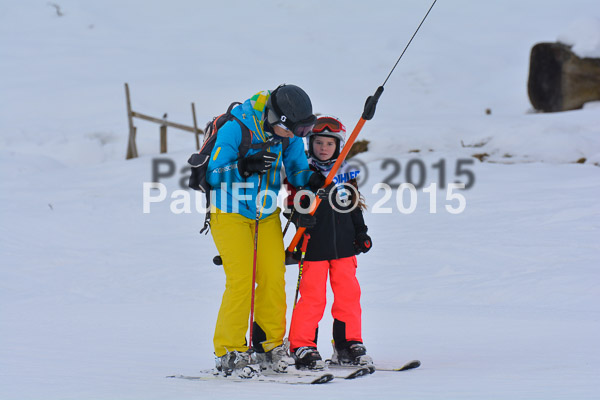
[243,175,250,210]
[332,208,338,259]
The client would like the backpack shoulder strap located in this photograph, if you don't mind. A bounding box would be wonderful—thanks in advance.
[221,101,252,158]
[226,101,241,114]
[229,114,252,158]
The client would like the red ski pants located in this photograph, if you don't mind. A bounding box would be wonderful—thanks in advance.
[289,256,362,350]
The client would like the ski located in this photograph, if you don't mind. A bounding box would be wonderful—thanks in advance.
[263,368,335,384]
[168,360,417,385]
[326,363,375,375]
[337,366,372,379]
[294,365,372,380]
[167,370,334,385]
[326,359,421,373]
[375,359,421,372]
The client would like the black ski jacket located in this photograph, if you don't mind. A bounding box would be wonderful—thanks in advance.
[286,173,368,262]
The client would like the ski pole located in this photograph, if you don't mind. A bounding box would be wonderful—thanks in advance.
[285,0,437,259]
[248,173,264,352]
[282,209,295,237]
[293,233,311,309]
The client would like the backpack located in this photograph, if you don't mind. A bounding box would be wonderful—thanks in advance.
[188,101,289,234]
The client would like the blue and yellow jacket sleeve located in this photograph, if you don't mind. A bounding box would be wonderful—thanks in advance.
[206,120,244,187]
[282,136,314,188]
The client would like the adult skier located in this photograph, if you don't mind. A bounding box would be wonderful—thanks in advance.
[206,84,327,376]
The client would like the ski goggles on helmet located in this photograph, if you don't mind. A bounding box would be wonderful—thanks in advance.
[267,108,315,137]
[267,87,316,137]
[312,116,345,134]
[288,116,316,137]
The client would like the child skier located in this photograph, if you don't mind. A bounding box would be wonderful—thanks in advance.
[286,115,373,370]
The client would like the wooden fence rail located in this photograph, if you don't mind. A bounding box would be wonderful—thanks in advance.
[125,83,204,159]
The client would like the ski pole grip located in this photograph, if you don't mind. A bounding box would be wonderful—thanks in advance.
[300,233,310,252]
[362,86,384,121]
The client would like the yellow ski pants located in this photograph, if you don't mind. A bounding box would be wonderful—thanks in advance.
[211,208,286,357]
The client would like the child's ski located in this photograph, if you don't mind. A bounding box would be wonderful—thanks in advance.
[375,360,421,372]
[337,366,372,379]
[326,359,421,373]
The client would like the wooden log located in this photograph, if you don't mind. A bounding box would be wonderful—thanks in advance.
[528,42,600,112]
[131,111,200,133]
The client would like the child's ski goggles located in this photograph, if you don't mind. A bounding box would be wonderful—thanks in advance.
[312,117,345,134]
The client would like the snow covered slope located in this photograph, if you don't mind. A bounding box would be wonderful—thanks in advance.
[1,1,599,399]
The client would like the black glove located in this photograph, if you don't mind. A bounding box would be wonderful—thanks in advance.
[308,171,326,191]
[354,232,372,254]
[293,212,316,229]
[308,172,335,199]
[238,150,277,178]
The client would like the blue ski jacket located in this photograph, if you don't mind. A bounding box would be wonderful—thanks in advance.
[207,92,314,220]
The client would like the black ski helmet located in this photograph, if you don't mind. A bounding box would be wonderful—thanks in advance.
[265,84,316,137]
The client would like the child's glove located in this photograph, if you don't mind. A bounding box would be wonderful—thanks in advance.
[308,171,336,199]
[354,232,372,254]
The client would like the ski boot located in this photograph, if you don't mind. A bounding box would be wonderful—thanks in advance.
[292,346,326,370]
[331,342,374,367]
[215,350,260,378]
[254,343,294,373]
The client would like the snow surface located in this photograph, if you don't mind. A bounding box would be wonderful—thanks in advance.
[1,1,600,399]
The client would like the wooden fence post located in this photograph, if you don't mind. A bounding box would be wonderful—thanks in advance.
[191,102,200,150]
[124,83,138,159]
[124,82,205,159]
[160,113,168,154]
